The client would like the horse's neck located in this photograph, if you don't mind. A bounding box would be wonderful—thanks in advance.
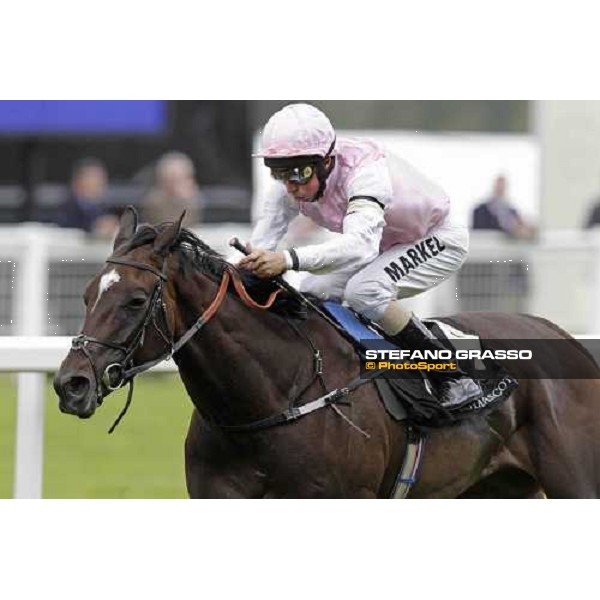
[172,272,332,425]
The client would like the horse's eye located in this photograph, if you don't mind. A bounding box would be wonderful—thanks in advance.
[127,296,148,310]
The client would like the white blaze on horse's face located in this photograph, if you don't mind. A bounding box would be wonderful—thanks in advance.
[92,268,121,312]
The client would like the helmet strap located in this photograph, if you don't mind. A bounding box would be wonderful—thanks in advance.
[313,156,335,201]
[312,138,336,201]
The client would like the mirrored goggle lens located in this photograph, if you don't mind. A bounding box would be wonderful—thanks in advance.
[270,164,315,185]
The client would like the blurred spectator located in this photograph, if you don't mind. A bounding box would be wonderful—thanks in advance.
[472,174,535,239]
[469,174,532,306]
[141,151,203,227]
[52,157,119,239]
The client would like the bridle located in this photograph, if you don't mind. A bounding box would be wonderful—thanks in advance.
[71,250,281,433]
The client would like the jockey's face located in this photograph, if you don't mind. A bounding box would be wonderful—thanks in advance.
[284,171,321,203]
[281,157,333,203]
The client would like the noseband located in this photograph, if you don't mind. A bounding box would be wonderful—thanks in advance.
[71,251,281,432]
[72,256,170,396]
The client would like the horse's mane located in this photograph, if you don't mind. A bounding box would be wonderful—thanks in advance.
[123,223,309,319]
[122,224,224,278]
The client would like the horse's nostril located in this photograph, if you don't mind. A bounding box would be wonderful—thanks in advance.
[64,376,90,401]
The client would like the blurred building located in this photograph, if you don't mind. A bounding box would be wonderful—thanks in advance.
[4,101,600,232]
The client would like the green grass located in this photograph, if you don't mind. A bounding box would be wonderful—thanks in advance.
[0,372,193,498]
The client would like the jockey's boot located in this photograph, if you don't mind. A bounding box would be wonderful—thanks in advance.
[389,315,482,411]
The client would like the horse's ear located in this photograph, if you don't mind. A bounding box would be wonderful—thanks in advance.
[113,206,139,251]
[153,211,185,257]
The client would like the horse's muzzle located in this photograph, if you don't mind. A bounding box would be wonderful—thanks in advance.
[54,371,97,418]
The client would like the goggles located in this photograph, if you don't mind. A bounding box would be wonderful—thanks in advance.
[270,164,315,185]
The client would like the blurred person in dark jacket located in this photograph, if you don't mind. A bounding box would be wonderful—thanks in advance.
[471,173,532,302]
[583,189,600,229]
[472,174,535,239]
[54,157,119,238]
[142,152,204,227]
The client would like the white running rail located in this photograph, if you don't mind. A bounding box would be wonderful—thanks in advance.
[0,337,178,499]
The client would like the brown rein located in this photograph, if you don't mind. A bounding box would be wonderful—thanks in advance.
[171,266,282,351]
[230,269,282,310]
[207,266,283,321]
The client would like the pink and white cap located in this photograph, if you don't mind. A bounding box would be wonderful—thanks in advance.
[253,103,336,159]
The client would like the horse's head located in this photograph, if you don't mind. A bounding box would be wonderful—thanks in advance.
[54,206,184,419]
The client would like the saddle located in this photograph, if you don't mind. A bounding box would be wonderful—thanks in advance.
[322,301,518,430]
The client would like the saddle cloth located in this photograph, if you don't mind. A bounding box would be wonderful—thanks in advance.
[322,301,518,428]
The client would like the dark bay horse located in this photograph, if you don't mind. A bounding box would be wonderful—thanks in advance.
[54,209,600,498]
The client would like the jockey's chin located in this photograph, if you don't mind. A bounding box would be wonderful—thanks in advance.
[285,175,320,203]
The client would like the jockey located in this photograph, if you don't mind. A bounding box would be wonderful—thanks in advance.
[239,103,482,410]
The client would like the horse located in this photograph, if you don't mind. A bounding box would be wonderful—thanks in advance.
[53,208,600,498]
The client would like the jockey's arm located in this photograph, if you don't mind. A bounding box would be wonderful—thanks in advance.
[250,184,300,251]
[241,160,389,278]
[290,158,391,272]
[289,198,385,272]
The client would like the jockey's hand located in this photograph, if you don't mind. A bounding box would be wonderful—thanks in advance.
[238,248,287,279]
